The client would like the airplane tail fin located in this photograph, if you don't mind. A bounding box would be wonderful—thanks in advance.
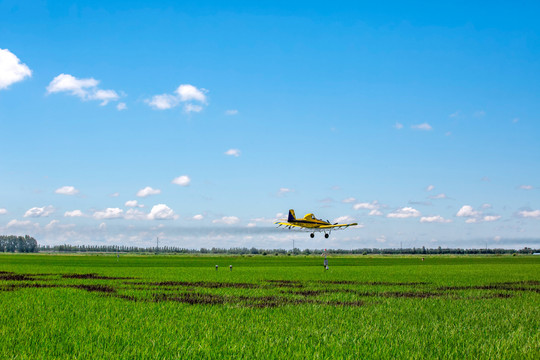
[288,209,296,222]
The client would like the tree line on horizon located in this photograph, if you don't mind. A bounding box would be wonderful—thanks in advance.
[1,235,537,254]
[37,244,538,255]
[0,235,38,253]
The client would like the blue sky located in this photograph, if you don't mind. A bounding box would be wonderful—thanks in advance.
[1,1,539,249]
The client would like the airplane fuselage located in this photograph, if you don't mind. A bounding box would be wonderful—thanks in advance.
[288,215,330,228]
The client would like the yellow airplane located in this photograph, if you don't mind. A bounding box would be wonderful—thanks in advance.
[275,209,358,238]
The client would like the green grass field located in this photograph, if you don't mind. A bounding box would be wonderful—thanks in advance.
[0,254,538,359]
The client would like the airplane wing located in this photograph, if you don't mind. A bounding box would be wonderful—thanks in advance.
[275,222,305,229]
[275,222,358,231]
[318,223,358,230]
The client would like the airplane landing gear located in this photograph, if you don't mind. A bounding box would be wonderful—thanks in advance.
[310,233,315,238]
[324,233,329,239]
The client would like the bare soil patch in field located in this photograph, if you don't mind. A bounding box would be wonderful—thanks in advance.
[62,273,134,280]
[264,280,303,288]
[438,281,540,293]
[318,280,428,286]
[128,281,257,289]
[2,271,536,307]
[0,272,37,281]
[70,284,116,293]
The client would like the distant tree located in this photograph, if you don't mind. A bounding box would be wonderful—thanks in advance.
[0,235,38,253]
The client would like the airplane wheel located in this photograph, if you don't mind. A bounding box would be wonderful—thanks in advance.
[325,234,329,239]
[310,233,314,238]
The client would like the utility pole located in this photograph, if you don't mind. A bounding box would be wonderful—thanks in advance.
[293,239,295,253]
[156,237,159,254]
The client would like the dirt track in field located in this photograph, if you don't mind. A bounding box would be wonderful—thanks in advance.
[2,271,539,307]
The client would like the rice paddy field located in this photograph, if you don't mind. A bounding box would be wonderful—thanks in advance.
[0,254,538,359]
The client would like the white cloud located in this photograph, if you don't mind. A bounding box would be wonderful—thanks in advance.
[225,109,238,115]
[518,210,540,219]
[368,209,383,216]
[456,205,500,223]
[47,74,97,96]
[420,215,452,223]
[213,216,240,225]
[250,217,274,224]
[116,102,127,111]
[46,73,119,105]
[172,175,191,186]
[387,207,420,218]
[125,200,143,207]
[0,208,7,215]
[376,235,386,243]
[64,210,83,217]
[136,186,161,197]
[6,219,37,229]
[146,84,207,112]
[99,222,107,230]
[110,192,120,197]
[0,48,32,90]
[519,185,533,190]
[55,186,79,196]
[184,103,203,113]
[482,203,492,209]
[124,208,147,220]
[93,208,124,220]
[411,123,433,131]
[277,188,293,196]
[90,89,120,105]
[44,220,76,232]
[429,193,447,199]
[394,122,403,129]
[176,84,207,103]
[44,220,59,230]
[193,214,204,221]
[225,149,241,157]
[342,197,356,203]
[426,185,435,192]
[449,111,460,118]
[333,215,355,224]
[146,94,178,110]
[24,206,54,218]
[148,204,177,220]
[456,205,479,218]
[512,118,519,123]
[483,215,501,222]
[353,201,379,210]
[246,222,256,228]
